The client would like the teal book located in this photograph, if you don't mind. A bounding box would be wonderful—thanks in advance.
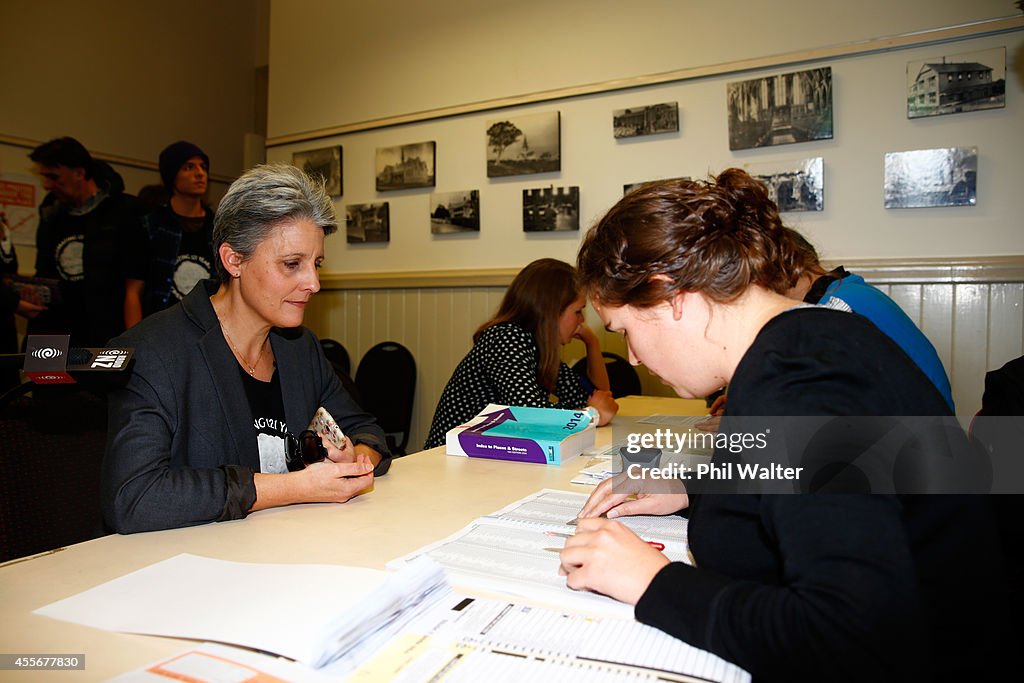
[445,403,597,465]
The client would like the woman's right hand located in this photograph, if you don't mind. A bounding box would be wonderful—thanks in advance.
[301,454,374,503]
[576,473,689,520]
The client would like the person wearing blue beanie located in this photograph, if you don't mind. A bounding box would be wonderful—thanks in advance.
[125,141,215,326]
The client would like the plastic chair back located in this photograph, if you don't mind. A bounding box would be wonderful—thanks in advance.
[354,342,416,456]
[573,352,642,398]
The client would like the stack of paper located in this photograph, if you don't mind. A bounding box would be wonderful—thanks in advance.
[34,554,449,675]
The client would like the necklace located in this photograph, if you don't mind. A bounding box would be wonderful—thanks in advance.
[213,306,267,377]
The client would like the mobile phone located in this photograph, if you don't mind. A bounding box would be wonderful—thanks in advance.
[308,406,345,449]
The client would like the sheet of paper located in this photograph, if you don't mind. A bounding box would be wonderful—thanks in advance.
[108,643,337,683]
[351,594,751,683]
[35,553,447,671]
[388,490,689,618]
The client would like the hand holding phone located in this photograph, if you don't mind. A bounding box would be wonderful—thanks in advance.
[309,406,345,449]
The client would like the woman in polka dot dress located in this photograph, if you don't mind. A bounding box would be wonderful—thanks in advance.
[425,258,618,448]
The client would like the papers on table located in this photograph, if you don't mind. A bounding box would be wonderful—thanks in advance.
[575,414,717,486]
[44,489,747,683]
[108,643,337,683]
[388,489,690,619]
[349,592,750,683]
[34,554,449,676]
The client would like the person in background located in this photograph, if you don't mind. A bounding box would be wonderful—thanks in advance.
[27,137,143,346]
[103,164,391,534]
[425,258,618,449]
[706,225,953,419]
[135,184,171,211]
[783,227,954,410]
[0,213,46,392]
[562,170,1007,682]
[125,141,216,327]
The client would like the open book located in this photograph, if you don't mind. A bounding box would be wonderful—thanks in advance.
[445,403,596,464]
[388,489,691,618]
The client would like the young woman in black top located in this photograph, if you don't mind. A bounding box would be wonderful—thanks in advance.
[561,169,1008,682]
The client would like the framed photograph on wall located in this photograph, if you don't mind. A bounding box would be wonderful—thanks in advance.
[906,47,1005,119]
[430,190,480,234]
[292,146,342,196]
[346,202,390,242]
[744,157,824,212]
[486,111,561,178]
[727,67,833,150]
[884,147,977,209]
[613,102,679,138]
[522,185,578,232]
[375,141,435,191]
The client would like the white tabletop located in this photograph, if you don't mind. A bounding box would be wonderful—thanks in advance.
[0,396,704,681]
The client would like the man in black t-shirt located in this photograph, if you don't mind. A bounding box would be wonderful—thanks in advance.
[125,141,216,325]
[28,137,144,347]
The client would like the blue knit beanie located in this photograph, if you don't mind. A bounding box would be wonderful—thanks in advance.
[158,141,209,190]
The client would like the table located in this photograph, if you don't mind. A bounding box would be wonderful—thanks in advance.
[0,396,704,681]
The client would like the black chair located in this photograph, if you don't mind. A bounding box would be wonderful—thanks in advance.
[319,338,352,377]
[319,338,363,406]
[573,352,642,398]
[0,385,109,562]
[354,341,416,457]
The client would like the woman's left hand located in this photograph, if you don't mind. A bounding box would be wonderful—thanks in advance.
[558,517,670,605]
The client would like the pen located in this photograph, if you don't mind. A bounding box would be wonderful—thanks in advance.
[544,531,665,551]
[544,541,665,552]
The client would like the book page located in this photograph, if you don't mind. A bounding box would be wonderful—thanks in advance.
[351,594,751,683]
[388,490,690,618]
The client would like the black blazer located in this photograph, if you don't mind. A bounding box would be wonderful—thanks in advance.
[102,280,390,533]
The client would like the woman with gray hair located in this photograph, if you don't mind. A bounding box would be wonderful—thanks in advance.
[103,164,390,533]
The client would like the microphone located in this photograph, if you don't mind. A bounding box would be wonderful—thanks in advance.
[10,335,134,385]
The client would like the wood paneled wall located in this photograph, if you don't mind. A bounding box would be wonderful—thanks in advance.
[305,258,1024,451]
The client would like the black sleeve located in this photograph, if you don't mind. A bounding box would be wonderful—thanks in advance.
[102,338,256,533]
[635,496,927,681]
[34,218,57,279]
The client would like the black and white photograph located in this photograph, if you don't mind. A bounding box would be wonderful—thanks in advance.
[906,47,1005,119]
[613,102,679,138]
[727,67,833,150]
[522,185,579,232]
[375,141,435,191]
[486,111,561,178]
[430,190,480,234]
[884,147,977,209]
[623,176,689,195]
[745,157,824,212]
[292,146,342,196]
[346,202,390,243]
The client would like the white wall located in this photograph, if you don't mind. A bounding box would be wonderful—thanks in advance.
[265,28,1023,273]
[269,0,1016,137]
[0,0,261,178]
